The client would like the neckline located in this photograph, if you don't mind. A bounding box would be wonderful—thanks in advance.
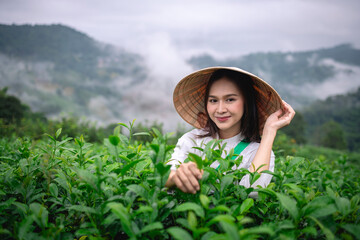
[217,132,243,143]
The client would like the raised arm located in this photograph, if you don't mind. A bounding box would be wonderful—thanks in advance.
[250,101,295,173]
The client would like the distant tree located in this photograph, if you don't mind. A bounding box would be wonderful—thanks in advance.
[316,120,347,150]
[0,87,27,124]
[280,111,306,144]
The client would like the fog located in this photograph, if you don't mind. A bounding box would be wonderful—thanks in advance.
[1,0,359,58]
[1,0,359,129]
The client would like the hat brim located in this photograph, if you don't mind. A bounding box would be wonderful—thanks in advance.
[173,66,283,134]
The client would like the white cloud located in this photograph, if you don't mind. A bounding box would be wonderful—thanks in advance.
[118,33,193,130]
[310,59,360,99]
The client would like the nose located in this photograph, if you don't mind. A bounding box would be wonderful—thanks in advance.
[217,101,227,113]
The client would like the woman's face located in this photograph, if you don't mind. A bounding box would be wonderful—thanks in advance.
[206,77,244,139]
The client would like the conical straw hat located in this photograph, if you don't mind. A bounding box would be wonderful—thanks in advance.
[173,66,283,133]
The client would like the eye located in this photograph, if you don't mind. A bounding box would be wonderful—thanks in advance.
[226,98,235,102]
[208,98,217,103]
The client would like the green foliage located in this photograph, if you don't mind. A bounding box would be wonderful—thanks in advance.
[0,89,117,143]
[280,111,306,144]
[316,120,347,150]
[0,124,359,239]
[0,87,27,125]
[302,87,360,151]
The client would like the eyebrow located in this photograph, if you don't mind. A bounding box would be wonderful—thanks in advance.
[208,93,239,98]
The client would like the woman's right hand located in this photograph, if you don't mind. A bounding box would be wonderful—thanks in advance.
[167,162,203,194]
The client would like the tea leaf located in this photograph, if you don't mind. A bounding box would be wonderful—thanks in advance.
[139,222,164,234]
[209,205,231,213]
[335,197,352,216]
[30,203,48,228]
[240,198,254,214]
[49,183,58,197]
[109,135,120,146]
[303,196,337,218]
[150,144,159,153]
[133,132,151,136]
[200,231,217,240]
[17,216,34,239]
[188,211,197,229]
[155,163,171,176]
[151,128,162,138]
[121,159,144,176]
[308,216,335,240]
[68,205,97,214]
[176,218,190,230]
[173,202,205,218]
[341,224,360,240]
[75,228,99,236]
[55,128,62,139]
[199,194,210,209]
[107,202,134,237]
[188,153,203,170]
[12,201,29,217]
[127,184,147,199]
[118,123,130,130]
[276,193,299,221]
[167,227,192,240]
[0,228,11,236]
[206,215,235,227]
[243,225,275,237]
[219,221,239,240]
[221,175,234,192]
[135,205,153,215]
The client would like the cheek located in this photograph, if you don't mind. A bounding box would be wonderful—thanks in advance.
[206,104,213,114]
[234,101,245,114]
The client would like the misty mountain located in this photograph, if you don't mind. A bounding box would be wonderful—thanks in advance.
[1,23,360,131]
[189,44,360,108]
[0,24,152,124]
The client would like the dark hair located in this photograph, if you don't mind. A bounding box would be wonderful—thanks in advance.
[200,69,261,142]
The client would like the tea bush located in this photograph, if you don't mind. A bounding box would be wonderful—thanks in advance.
[0,123,359,240]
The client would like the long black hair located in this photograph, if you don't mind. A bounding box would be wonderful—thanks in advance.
[201,69,261,142]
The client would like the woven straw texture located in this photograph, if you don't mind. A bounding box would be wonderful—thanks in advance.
[173,67,283,134]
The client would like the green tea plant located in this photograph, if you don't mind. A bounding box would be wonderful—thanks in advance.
[0,122,359,240]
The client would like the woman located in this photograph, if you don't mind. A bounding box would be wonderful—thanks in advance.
[166,67,295,194]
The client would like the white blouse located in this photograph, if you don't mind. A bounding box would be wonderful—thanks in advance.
[167,128,275,188]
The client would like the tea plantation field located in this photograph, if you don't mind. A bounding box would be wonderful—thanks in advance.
[0,125,359,240]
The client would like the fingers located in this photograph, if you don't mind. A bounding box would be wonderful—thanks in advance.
[279,100,295,125]
[273,108,283,118]
[264,100,296,132]
[173,162,202,194]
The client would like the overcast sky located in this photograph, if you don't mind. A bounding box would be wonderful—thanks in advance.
[0,0,359,59]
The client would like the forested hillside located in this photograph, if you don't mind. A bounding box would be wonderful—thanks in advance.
[0,24,100,75]
[302,87,360,151]
[0,24,147,123]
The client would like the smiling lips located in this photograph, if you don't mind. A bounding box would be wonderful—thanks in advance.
[216,116,231,122]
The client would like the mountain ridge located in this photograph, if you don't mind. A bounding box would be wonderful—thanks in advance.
[1,23,360,131]
[188,43,360,108]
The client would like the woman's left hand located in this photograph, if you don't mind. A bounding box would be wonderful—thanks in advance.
[263,100,295,134]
